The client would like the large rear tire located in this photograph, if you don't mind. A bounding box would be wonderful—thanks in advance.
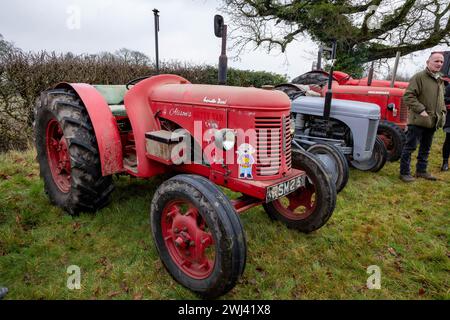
[34,89,114,214]
[150,174,246,298]
[263,149,336,233]
[377,121,406,162]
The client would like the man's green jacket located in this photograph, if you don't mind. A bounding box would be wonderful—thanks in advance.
[402,68,446,129]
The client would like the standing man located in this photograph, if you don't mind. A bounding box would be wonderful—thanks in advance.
[400,52,447,182]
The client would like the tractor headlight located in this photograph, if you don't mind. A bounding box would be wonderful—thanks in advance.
[214,129,236,151]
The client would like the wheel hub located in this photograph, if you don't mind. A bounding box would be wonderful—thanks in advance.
[46,119,71,193]
[272,183,316,220]
[162,200,215,279]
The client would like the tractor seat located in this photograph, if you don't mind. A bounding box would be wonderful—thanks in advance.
[94,85,128,117]
[109,104,127,117]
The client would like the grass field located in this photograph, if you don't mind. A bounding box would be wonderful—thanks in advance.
[0,132,449,300]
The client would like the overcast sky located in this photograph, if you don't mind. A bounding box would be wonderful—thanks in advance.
[0,0,447,80]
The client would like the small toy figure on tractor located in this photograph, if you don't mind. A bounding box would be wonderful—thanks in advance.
[34,74,337,298]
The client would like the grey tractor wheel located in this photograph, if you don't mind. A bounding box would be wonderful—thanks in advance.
[150,174,247,298]
[350,136,387,172]
[307,143,349,193]
[34,89,114,215]
[263,149,337,233]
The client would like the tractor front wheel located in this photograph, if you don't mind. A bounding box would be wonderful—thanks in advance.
[34,89,114,214]
[150,174,246,298]
[350,136,387,172]
[263,149,336,233]
[307,143,349,193]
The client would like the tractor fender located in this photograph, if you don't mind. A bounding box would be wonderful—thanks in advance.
[54,83,124,176]
[123,74,191,177]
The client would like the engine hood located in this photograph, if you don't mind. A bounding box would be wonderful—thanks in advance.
[291,96,380,120]
[150,84,291,110]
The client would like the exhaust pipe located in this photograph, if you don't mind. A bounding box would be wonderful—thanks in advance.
[390,51,401,88]
[214,15,228,85]
[367,61,374,86]
[323,41,337,123]
[153,9,160,74]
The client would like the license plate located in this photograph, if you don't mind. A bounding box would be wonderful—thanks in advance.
[266,175,306,203]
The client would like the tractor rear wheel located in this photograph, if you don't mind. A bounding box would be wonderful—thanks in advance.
[263,149,336,233]
[34,89,114,214]
[307,143,349,193]
[350,136,387,172]
[377,121,406,162]
[150,174,246,298]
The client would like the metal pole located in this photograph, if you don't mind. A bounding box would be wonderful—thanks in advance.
[153,9,160,74]
[390,51,401,88]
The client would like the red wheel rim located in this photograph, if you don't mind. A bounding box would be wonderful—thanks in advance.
[271,182,316,220]
[161,199,216,279]
[46,119,71,193]
[378,133,393,153]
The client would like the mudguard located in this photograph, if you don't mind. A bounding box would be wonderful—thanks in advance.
[123,74,191,177]
[55,83,123,176]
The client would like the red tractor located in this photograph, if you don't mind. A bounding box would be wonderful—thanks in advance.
[290,51,450,162]
[34,74,337,298]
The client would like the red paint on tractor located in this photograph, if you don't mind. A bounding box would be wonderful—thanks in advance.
[322,83,407,128]
[55,83,124,176]
[151,83,290,110]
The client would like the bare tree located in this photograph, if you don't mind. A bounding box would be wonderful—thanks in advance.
[221,0,450,75]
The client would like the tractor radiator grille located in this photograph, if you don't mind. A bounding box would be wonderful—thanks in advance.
[285,117,292,171]
[255,116,291,176]
[399,100,408,122]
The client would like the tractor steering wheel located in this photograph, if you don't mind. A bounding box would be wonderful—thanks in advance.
[125,76,151,90]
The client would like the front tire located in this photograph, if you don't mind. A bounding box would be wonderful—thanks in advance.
[34,89,114,214]
[307,143,349,193]
[263,149,336,233]
[350,136,387,172]
[150,174,247,298]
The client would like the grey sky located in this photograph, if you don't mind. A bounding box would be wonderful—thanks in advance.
[0,0,447,80]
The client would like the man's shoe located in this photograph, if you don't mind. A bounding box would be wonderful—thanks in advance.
[415,172,437,181]
[400,174,415,183]
[0,287,8,299]
[441,162,449,171]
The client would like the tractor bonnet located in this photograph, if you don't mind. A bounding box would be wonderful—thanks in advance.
[150,84,291,110]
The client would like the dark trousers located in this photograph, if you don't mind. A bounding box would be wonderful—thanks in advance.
[443,132,450,161]
[400,125,436,175]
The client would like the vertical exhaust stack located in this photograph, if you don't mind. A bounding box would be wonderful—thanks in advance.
[323,41,337,124]
[367,61,375,86]
[214,15,228,85]
[316,47,323,71]
[390,51,401,88]
[153,9,160,74]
